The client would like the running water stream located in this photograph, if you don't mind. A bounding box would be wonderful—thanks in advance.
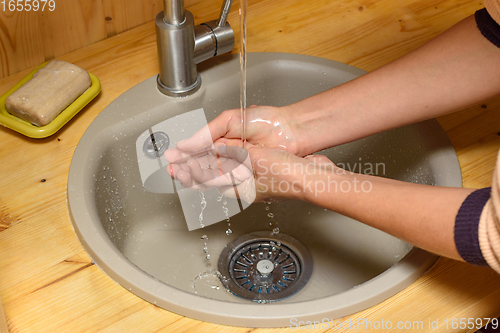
[240,0,247,148]
[193,0,248,293]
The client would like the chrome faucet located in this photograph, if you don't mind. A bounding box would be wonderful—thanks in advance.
[156,0,234,97]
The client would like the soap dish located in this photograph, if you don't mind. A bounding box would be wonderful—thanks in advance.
[0,62,101,139]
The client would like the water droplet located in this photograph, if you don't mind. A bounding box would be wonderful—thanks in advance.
[199,192,207,228]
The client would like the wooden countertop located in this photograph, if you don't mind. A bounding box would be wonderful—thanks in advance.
[1,0,500,332]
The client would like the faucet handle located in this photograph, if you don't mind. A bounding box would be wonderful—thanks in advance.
[193,0,234,64]
[217,0,233,27]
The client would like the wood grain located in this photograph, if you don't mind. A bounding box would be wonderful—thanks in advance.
[0,0,499,332]
[0,0,203,79]
[0,295,7,333]
[0,8,45,78]
[102,0,163,37]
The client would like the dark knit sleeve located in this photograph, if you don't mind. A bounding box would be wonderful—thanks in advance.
[476,8,500,48]
[454,187,492,266]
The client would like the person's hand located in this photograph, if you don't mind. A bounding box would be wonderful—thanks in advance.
[250,149,337,202]
[166,143,257,202]
[168,105,301,156]
[166,138,337,203]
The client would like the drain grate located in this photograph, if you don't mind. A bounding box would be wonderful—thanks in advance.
[218,232,312,302]
[143,131,169,159]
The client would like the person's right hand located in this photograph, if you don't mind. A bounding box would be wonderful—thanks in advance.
[166,140,339,203]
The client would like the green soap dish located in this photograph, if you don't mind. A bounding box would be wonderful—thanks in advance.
[0,62,101,139]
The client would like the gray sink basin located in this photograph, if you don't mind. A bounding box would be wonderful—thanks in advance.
[68,53,462,327]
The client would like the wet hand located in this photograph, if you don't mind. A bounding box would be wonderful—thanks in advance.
[166,143,257,202]
[168,105,300,156]
[166,140,337,203]
[250,148,337,202]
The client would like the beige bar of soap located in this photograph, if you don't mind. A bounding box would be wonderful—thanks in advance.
[5,60,91,126]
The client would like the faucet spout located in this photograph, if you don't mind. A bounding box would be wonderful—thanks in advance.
[156,0,235,97]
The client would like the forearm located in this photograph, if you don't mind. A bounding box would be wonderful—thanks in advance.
[289,15,500,156]
[296,170,475,260]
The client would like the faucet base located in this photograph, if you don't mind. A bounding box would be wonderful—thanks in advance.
[156,73,201,97]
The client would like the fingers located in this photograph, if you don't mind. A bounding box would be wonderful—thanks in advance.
[304,154,335,166]
[217,176,257,204]
[215,145,250,164]
[196,157,252,188]
[215,137,248,147]
[186,158,222,185]
[168,144,255,190]
[176,109,241,152]
[175,168,208,191]
[164,147,194,163]
[165,143,219,163]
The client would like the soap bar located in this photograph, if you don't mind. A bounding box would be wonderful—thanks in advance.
[5,60,91,126]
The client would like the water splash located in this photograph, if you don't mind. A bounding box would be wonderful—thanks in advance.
[265,203,279,234]
[222,199,232,235]
[198,192,207,229]
[192,270,227,294]
[201,234,210,261]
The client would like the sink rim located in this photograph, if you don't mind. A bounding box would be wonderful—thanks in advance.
[68,52,460,327]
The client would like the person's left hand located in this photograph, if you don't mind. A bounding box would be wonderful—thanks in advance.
[165,142,257,202]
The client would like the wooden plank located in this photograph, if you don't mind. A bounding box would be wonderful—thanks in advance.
[39,0,107,60]
[0,9,45,78]
[101,0,218,38]
[102,0,164,37]
[0,295,7,333]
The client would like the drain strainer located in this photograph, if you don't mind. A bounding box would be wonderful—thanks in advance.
[218,231,312,302]
[143,131,169,159]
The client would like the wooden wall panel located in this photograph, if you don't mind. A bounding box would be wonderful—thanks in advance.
[0,0,205,79]
[0,8,45,78]
[40,0,107,60]
[103,0,163,37]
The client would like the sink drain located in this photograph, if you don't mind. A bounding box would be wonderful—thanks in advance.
[218,231,312,302]
[143,131,169,159]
